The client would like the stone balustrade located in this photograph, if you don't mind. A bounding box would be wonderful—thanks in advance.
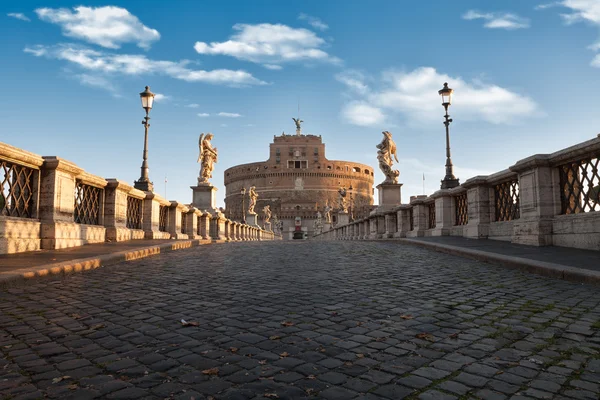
[314,135,600,251]
[0,142,278,255]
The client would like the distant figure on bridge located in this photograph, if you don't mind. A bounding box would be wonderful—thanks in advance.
[376,131,399,184]
[324,202,332,223]
[198,133,218,184]
[248,186,258,215]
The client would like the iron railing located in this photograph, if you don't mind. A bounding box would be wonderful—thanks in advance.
[159,205,168,232]
[428,202,436,229]
[0,160,36,218]
[197,215,202,236]
[126,196,142,229]
[559,157,600,214]
[409,207,414,231]
[74,181,102,225]
[454,193,468,226]
[494,179,520,221]
[181,212,187,234]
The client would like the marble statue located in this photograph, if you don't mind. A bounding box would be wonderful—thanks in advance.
[198,133,218,184]
[262,205,272,223]
[248,186,258,215]
[376,131,400,184]
[323,202,332,224]
[338,187,348,213]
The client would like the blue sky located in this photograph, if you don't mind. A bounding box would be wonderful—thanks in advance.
[2,0,600,206]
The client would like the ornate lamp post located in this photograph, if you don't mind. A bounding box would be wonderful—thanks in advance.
[348,185,354,221]
[134,86,156,192]
[240,187,246,224]
[439,82,460,189]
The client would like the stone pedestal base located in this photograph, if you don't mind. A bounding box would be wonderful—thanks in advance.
[144,230,172,239]
[105,227,145,242]
[337,211,350,227]
[191,184,218,212]
[323,222,332,232]
[264,222,272,232]
[246,213,260,228]
[375,183,403,213]
[41,222,106,249]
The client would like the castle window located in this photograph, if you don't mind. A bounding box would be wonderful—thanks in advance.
[327,165,332,170]
[276,156,280,163]
[364,169,370,174]
[314,147,318,155]
[353,167,361,172]
[289,148,294,156]
[276,148,280,155]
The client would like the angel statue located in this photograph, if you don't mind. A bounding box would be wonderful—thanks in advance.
[248,186,258,215]
[338,187,348,213]
[376,131,400,184]
[292,117,303,135]
[197,133,218,184]
[262,205,272,223]
[323,202,332,224]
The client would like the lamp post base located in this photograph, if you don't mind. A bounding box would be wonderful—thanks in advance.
[440,178,460,189]
[134,180,154,192]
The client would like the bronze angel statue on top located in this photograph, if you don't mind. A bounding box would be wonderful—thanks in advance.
[292,117,303,134]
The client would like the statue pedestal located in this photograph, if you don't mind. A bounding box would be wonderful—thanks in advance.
[337,211,350,226]
[264,222,272,232]
[246,213,260,228]
[375,183,403,213]
[323,222,332,232]
[191,183,218,213]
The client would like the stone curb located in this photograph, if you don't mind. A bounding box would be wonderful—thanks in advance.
[397,238,600,286]
[0,239,219,284]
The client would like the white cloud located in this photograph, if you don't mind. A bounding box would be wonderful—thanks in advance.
[194,23,341,69]
[197,113,210,117]
[35,6,160,49]
[335,70,369,95]
[75,73,119,95]
[263,64,283,70]
[153,93,169,102]
[218,112,242,118]
[337,67,539,126]
[186,103,200,108]
[24,44,267,87]
[7,13,30,22]
[341,101,385,127]
[537,1,600,66]
[463,10,530,29]
[298,13,329,31]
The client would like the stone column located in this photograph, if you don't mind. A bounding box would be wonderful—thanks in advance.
[211,212,227,241]
[462,176,491,239]
[369,215,378,239]
[394,205,411,238]
[105,179,146,242]
[509,155,556,246]
[363,219,370,239]
[143,192,170,239]
[199,211,211,240]
[168,201,189,240]
[185,207,200,239]
[384,211,397,238]
[431,189,453,236]
[406,196,428,237]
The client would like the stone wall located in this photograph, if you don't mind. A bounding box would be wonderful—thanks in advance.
[0,142,280,255]
[314,135,600,251]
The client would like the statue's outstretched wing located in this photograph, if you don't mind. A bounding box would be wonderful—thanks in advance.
[197,133,205,163]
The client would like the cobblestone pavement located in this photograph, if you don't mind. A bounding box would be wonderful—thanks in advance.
[1,241,599,400]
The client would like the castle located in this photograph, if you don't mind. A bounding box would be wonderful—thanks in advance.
[223,122,375,238]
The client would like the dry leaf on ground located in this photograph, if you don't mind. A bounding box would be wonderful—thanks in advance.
[307,375,316,380]
[356,354,364,358]
[180,319,199,327]
[449,332,459,339]
[89,324,105,330]
[269,335,281,340]
[281,321,294,327]
[279,352,289,358]
[400,315,413,320]
[229,347,238,353]
[52,376,70,384]
[259,360,267,365]
[202,367,219,375]
[264,394,279,398]
[416,333,434,342]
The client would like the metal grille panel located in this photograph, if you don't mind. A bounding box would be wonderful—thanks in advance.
[428,202,436,229]
[181,212,187,234]
[0,160,36,218]
[559,157,600,214]
[409,208,414,231]
[74,181,102,225]
[159,205,168,232]
[494,179,520,221]
[126,196,142,229]
[197,215,202,236]
[454,193,468,226]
